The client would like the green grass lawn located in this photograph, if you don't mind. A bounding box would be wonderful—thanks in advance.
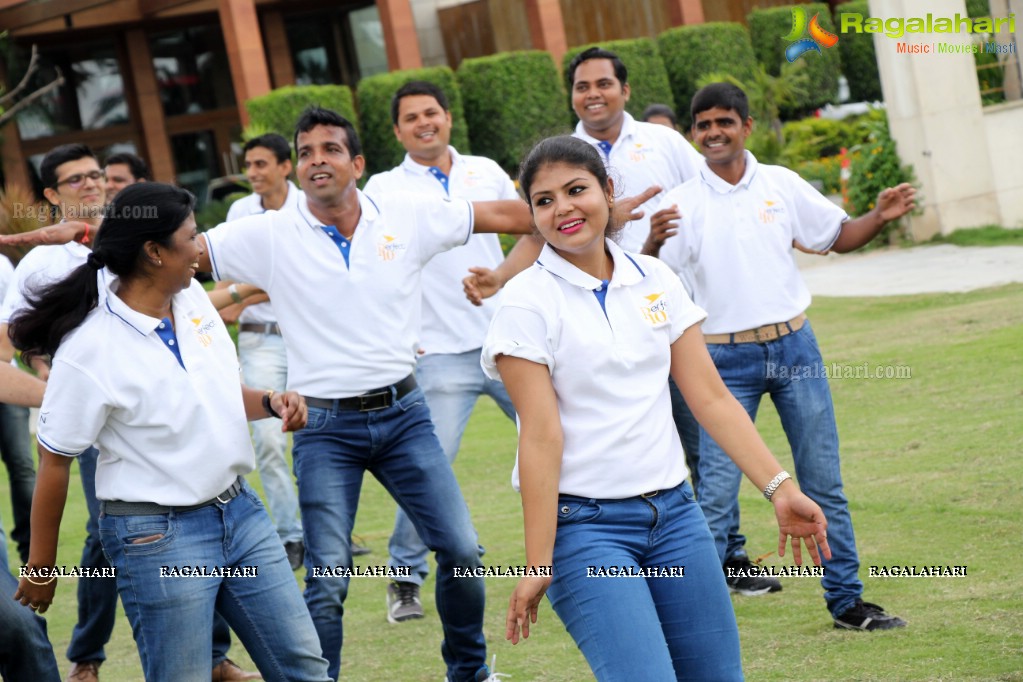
[3,284,1022,681]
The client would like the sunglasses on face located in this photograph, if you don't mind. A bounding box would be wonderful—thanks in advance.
[53,170,105,189]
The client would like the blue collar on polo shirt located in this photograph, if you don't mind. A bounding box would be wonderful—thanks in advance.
[103,278,186,370]
[400,147,459,198]
[699,150,760,194]
[535,240,647,319]
[296,190,381,269]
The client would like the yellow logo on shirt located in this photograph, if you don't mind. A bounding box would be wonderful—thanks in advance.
[191,317,216,347]
[377,234,407,261]
[640,293,668,324]
[628,143,651,163]
[759,200,786,224]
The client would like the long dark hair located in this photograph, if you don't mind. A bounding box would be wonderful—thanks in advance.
[9,183,195,364]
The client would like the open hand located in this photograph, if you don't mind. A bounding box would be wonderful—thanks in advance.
[463,267,502,306]
[505,574,552,644]
[642,204,681,256]
[772,486,831,566]
[876,183,916,223]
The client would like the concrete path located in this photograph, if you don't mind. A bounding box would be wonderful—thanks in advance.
[795,244,1023,297]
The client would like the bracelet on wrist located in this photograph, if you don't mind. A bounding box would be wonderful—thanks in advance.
[262,390,281,419]
[762,471,792,501]
[23,572,57,586]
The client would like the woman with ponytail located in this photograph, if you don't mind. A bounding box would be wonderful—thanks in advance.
[9,183,330,682]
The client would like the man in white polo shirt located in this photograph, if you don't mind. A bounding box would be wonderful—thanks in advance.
[217,133,307,571]
[198,107,530,682]
[363,80,518,624]
[657,82,914,631]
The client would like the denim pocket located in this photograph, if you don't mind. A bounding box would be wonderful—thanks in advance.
[117,515,176,556]
[556,499,602,526]
[303,406,331,432]
[237,331,262,352]
[395,386,426,413]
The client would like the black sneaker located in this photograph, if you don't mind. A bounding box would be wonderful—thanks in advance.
[386,580,424,623]
[723,555,783,596]
[284,540,305,571]
[833,599,907,631]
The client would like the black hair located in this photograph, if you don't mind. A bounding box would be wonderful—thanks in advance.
[243,134,292,164]
[565,46,628,89]
[518,135,619,237]
[9,183,196,364]
[103,152,151,181]
[391,80,449,125]
[293,106,362,158]
[690,82,750,123]
[41,144,97,189]
[641,103,678,126]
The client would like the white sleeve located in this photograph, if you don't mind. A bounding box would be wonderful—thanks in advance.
[651,259,706,342]
[225,199,244,222]
[205,213,276,288]
[667,130,703,183]
[412,195,474,265]
[0,256,13,303]
[786,170,848,252]
[36,358,111,457]
[481,305,553,381]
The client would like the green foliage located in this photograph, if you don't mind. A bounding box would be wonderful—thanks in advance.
[457,51,571,176]
[778,115,872,166]
[561,38,676,122]
[748,4,840,113]
[356,67,470,177]
[793,154,842,194]
[835,0,883,102]
[658,22,757,128]
[846,112,918,246]
[245,85,358,143]
[929,224,1023,246]
[194,193,244,233]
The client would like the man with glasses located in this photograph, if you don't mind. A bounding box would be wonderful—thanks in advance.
[0,144,258,682]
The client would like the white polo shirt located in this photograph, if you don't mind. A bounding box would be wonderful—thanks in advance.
[37,277,253,505]
[0,255,12,368]
[482,240,706,499]
[364,147,515,355]
[657,151,847,335]
[226,181,304,326]
[574,112,703,253]
[0,242,92,324]
[206,191,474,398]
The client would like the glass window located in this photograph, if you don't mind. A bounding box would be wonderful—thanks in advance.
[14,43,128,141]
[284,4,387,86]
[349,5,388,79]
[150,26,235,117]
[171,130,218,207]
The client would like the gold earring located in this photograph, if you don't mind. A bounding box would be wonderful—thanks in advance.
[156,260,163,266]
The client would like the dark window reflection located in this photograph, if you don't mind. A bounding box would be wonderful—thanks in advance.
[150,26,235,117]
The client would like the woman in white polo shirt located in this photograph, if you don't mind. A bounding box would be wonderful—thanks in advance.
[482,136,831,681]
[9,183,330,682]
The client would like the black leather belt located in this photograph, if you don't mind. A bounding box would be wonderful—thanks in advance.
[239,322,281,335]
[100,477,245,516]
[304,374,417,412]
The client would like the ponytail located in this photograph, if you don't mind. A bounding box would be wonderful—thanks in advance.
[9,263,101,365]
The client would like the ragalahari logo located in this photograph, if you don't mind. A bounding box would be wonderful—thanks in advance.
[784,6,839,62]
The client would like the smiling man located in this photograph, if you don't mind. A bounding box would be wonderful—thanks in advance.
[363,81,518,626]
[103,152,149,203]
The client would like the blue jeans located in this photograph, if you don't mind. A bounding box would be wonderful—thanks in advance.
[238,332,303,544]
[293,386,486,682]
[0,402,35,564]
[547,482,742,681]
[71,447,235,666]
[0,520,61,681]
[98,484,330,682]
[696,321,862,617]
[388,349,516,585]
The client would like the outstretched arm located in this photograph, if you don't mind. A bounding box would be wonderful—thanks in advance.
[0,362,46,406]
[830,183,916,253]
[463,235,544,306]
[670,326,830,564]
[470,199,533,235]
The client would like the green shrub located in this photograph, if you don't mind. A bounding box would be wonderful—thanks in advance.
[458,51,571,176]
[794,154,843,194]
[835,0,882,102]
[246,85,357,142]
[658,22,757,128]
[356,67,470,177]
[846,112,918,246]
[561,38,675,123]
[748,4,840,113]
[779,116,871,166]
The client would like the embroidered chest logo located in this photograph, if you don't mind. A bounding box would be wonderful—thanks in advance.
[758,200,786,224]
[377,234,407,261]
[628,142,652,163]
[191,317,216,347]
[640,292,668,325]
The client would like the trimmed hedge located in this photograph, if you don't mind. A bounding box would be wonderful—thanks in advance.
[657,22,757,127]
[561,38,676,123]
[748,4,840,112]
[245,85,358,143]
[835,0,882,102]
[457,51,571,176]
[356,67,470,177]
